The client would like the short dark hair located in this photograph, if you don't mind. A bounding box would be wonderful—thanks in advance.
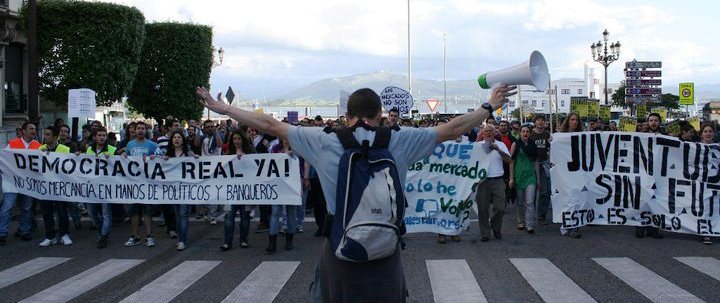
[82,124,92,131]
[347,88,382,120]
[45,126,59,138]
[511,120,521,126]
[21,121,35,130]
[389,107,400,114]
[534,114,545,122]
[648,112,662,122]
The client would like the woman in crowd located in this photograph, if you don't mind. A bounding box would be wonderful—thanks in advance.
[163,130,196,251]
[509,125,540,234]
[221,129,255,251]
[557,113,583,238]
[697,122,715,245]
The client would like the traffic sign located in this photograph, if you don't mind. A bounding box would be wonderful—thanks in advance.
[625,79,662,86]
[625,61,662,69]
[625,88,661,95]
[226,86,236,104]
[679,83,694,105]
[425,99,440,112]
[625,70,662,77]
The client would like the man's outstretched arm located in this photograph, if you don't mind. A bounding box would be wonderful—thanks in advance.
[435,84,517,143]
[195,87,290,141]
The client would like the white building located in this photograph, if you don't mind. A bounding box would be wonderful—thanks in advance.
[507,63,621,116]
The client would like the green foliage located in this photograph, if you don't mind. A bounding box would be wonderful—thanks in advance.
[33,0,145,106]
[611,84,627,108]
[660,93,680,109]
[128,22,213,121]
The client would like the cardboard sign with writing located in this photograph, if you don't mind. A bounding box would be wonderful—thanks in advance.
[380,86,414,114]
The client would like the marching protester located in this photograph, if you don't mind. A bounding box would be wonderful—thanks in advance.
[530,115,552,226]
[509,125,540,234]
[194,120,224,225]
[556,113,583,238]
[122,122,160,247]
[163,130,196,251]
[266,138,302,254]
[84,126,116,248]
[477,124,511,242]
[697,122,716,245]
[156,120,180,240]
[636,113,665,239]
[38,126,73,246]
[196,83,516,302]
[221,129,255,251]
[0,121,40,244]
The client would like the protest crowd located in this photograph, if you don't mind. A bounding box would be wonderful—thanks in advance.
[2,105,719,249]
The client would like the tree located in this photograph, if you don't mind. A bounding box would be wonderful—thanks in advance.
[610,84,627,108]
[31,0,145,106]
[659,93,680,110]
[128,22,213,122]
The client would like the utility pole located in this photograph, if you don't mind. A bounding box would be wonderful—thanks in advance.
[407,0,412,95]
[443,32,447,113]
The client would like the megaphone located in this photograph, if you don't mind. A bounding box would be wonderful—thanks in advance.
[477,50,549,91]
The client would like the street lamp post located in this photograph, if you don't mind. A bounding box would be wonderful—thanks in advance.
[443,32,447,113]
[590,29,620,106]
[208,46,224,120]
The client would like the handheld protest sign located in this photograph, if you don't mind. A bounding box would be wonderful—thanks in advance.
[380,86,414,115]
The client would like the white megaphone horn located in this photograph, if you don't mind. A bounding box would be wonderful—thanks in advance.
[477,50,549,91]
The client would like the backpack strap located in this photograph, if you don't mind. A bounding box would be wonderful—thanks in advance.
[334,127,361,150]
[372,127,392,149]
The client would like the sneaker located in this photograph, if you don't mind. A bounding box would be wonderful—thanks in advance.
[240,242,249,248]
[702,237,712,245]
[60,234,73,246]
[39,238,57,247]
[124,236,142,247]
[97,236,108,249]
[517,224,525,230]
[296,227,304,233]
[146,236,156,247]
[210,218,217,225]
[176,242,185,251]
[169,231,178,239]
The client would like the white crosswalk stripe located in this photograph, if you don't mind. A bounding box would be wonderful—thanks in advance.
[675,257,720,282]
[119,260,221,303]
[221,261,300,303]
[0,257,71,289]
[4,256,719,302]
[510,258,596,303]
[593,257,704,303]
[426,259,487,303]
[19,258,145,303]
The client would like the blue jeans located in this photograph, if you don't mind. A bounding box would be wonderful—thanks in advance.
[40,200,69,239]
[174,205,190,243]
[0,193,34,237]
[87,203,112,238]
[296,190,308,231]
[224,205,250,246]
[536,161,552,221]
[270,205,298,236]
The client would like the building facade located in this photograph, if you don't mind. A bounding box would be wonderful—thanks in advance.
[0,0,28,145]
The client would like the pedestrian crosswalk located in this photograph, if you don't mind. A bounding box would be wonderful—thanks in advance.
[1,255,718,302]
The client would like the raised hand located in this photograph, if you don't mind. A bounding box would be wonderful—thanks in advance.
[488,84,518,110]
[195,87,229,115]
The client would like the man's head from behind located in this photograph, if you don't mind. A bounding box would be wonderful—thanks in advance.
[346,88,382,126]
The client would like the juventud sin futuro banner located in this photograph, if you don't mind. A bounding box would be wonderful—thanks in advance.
[0,150,302,205]
[551,132,720,236]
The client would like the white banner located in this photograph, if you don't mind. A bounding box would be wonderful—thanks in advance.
[404,141,493,235]
[551,132,720,236]
[0,150,302,205]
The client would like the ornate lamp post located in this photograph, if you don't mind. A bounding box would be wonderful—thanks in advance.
[207,46,224,119]
[591,29,620,106]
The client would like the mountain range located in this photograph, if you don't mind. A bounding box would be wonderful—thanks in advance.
[234,72,720,105]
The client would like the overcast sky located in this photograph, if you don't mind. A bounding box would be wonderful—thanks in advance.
[98,0,719,98]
